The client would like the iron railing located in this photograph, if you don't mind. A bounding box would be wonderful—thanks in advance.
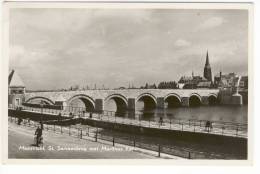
[9,105,248,138]
[9,116,243,159]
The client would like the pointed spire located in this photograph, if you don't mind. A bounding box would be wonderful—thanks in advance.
[9,70,25,87]
[8,69,15,85]
[205,50,210,66]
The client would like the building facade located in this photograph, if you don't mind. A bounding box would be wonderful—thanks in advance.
[8,70,26,108]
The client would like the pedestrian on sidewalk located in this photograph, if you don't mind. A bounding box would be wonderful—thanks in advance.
[17,118,22,125]
[205,121,211,132]
[159,117,163,126]
[35,125,43,147]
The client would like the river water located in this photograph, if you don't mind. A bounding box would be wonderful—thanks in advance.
[70,99,247,124]
[105,100,248,124]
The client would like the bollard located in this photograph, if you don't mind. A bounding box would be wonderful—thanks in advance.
[80,129,82,139]
[113,137,115,146]
[133,137,136,147]
[188,152,191,159]
[95,131,98,142]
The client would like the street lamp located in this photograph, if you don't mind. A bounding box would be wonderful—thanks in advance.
[40,100,44,115]
[39,100,44,129]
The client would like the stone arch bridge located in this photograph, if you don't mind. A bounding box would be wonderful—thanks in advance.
[24,89,220,112]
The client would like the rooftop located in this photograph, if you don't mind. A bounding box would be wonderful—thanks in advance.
[8,70,25,87]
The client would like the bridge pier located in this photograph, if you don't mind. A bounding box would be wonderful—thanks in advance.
[156,97,165,109]
[56,101,67,110]
[201,96,209,105]
[95,99,104,112]
[181,97,189,107]
[128,98,135,111]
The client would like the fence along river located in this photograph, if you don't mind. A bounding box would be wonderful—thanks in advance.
[13,104,247,138]
[9,101,248,159]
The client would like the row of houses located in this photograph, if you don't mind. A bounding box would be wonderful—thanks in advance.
[178,72,248,90]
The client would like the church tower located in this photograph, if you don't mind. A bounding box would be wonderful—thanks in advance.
[203,51,212,82]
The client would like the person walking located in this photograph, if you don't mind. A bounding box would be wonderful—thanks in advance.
[205,121,211,132]
[35,125,43,147]
[159,117,163,126]
[17,118,22,125]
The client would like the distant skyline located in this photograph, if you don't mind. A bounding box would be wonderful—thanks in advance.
[9,8,248,90]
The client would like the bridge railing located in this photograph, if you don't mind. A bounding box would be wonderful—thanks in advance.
[9,105,247,138]
[9,116,244,159]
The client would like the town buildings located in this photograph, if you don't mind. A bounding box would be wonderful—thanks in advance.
[178,51,212,89]
[8,70,26,107]
[214,72,248,91]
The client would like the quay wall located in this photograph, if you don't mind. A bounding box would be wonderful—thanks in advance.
[8,109,247,157]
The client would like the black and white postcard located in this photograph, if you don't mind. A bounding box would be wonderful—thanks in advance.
[1,2,253,164]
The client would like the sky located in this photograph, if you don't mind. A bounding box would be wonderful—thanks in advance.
[9,8,248,90]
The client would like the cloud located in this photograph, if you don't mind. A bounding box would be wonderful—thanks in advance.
[174,39,191,47]
[10,45,25,58]
[197,17,225,30]
[9,9,248,90]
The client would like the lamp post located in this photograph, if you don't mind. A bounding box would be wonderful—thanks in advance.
[40,101,44,115]
[39,100,44,130]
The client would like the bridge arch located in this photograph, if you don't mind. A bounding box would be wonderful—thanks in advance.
[136,93,157,109]
[67,94,95,112]
[25,96,55,105]
[105,94,128,113]
[208,94,218,105]
[164,93,182,108]
[189,93,202,107]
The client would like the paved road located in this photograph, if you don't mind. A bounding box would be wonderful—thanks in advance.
[8,122,156,159]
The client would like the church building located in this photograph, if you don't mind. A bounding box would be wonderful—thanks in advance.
[203,51,212,82]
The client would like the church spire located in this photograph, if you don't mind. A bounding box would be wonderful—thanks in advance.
[205,50,210,66]
[203,50,212,82]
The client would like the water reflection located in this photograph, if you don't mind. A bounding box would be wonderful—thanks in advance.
[69,98,247,124]
[106,100,248,124]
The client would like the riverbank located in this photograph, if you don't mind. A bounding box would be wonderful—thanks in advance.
[8,108,248,159]
[8,122,159,159]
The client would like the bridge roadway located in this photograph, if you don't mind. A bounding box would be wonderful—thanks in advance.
[13,107,247,138]
[24,89,220,112]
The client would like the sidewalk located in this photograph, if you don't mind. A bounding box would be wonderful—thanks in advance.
[8,122,157,159]
[13,108,247,138]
